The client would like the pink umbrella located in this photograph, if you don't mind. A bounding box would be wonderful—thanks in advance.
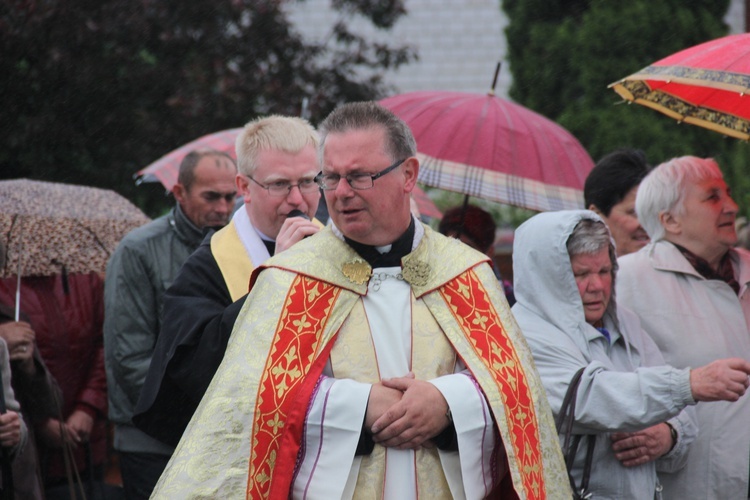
[135,128,243,191]
[380,90,594,212]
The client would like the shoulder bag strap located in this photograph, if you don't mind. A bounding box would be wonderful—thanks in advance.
[555,366,595,500]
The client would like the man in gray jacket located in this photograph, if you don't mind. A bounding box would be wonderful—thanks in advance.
[103,149,236,500]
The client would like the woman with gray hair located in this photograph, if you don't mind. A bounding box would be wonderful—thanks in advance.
[512,209,750,499]
[617,156,750,499]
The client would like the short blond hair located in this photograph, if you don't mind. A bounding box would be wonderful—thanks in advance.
[235,115,319,176]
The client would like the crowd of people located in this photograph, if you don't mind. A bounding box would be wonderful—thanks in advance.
[2,101,750,500]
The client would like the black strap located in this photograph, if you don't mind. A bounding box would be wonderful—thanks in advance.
[555,367,595,500]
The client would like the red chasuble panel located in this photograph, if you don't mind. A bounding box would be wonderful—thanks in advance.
[247,276,339,499]
[440,270,547,500]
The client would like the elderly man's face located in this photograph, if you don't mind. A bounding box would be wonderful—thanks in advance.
[173,155,237,229]
[570,247,612,326]
[322,127,417,246]
[668,177,738,263]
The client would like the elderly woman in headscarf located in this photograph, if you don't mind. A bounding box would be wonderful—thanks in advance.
[511,209,750,499]
[616,156,750,499]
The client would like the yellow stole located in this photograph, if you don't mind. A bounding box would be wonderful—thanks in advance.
[210,218,256,301]
[212,215,325,301]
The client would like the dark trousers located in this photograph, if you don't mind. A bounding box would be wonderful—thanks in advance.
[118,452,170,500]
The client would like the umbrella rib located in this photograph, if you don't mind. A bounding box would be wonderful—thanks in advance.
[76,221,112,255]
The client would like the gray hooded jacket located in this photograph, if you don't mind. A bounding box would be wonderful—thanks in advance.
[511,210,697,499]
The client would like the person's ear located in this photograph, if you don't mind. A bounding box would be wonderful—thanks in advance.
[172,183,187,204]
[402,157,419,192]
[660,211,680,235]
[236,174,251,202]
[588,204,603,216]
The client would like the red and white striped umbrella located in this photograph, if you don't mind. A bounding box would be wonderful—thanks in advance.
[380,91,594,212]
[410,185,442,220]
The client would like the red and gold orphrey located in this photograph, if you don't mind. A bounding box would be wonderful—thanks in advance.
[246,275,339,498]
[440,269,546,500]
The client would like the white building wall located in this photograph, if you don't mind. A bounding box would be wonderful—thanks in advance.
[726,0,746,34]
[284,0,511,98]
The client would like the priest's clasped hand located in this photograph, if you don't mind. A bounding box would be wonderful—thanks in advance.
[368,372,450,450]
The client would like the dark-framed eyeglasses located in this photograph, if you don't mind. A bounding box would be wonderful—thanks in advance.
[315,158,407,191]
[246,175,320,197]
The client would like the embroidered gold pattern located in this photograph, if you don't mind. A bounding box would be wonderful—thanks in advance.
[401,259,430,287]
[247,276,338,498]
[342,258,372,285]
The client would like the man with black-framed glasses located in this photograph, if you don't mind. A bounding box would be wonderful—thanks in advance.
[132,115,322,468]
[153,102,569,499]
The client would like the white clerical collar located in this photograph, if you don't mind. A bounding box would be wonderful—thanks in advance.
[253,226,274,243]
[232,205,271,265]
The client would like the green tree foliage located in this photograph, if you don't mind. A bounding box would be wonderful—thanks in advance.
[1,0,414,216]
[502,0,750,216]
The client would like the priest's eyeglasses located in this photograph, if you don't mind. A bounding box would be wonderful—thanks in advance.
[247,176,320,197]
[315,158,406,191]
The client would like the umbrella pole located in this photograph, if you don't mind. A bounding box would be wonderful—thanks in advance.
[488,62,501,96]
[457,194,471,240]
[14,259,21,322]
[14,229,23,322]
